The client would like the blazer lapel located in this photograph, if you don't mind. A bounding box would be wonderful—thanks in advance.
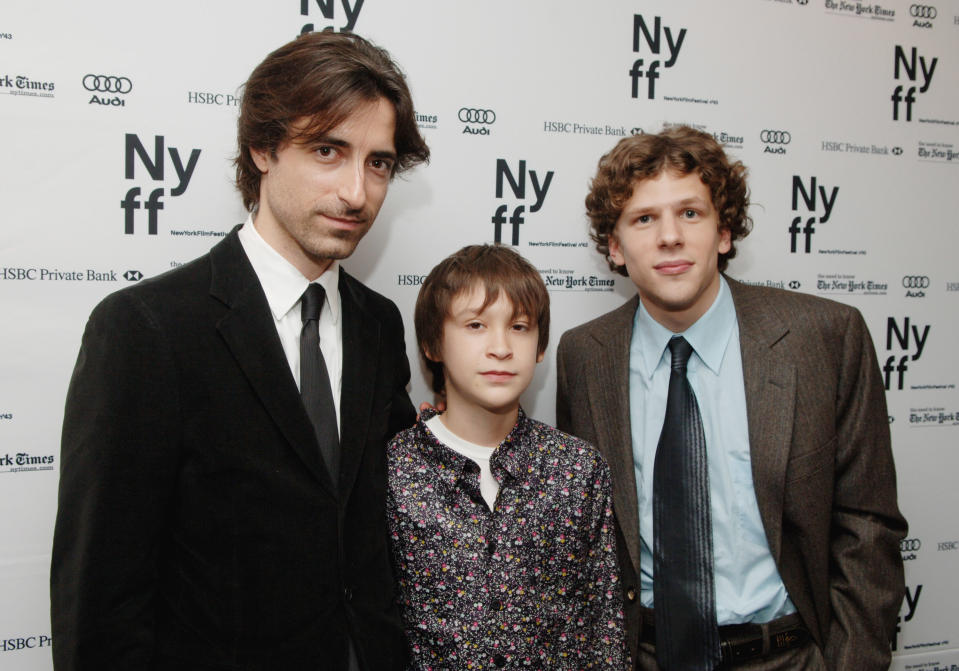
[729,278,796,561]
[337,271,379,499]
[590,297,642,576]
[209,230,336,493]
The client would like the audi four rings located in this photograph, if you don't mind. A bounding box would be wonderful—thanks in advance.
[902,276,931,289]
[83,74,132,94]
[900,538,921,552]
[760,130,791,144]
[458,108,496,124]
[910,4,937,18]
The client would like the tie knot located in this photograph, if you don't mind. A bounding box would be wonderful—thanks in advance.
[301,284,326,323]
[668,336,693,373]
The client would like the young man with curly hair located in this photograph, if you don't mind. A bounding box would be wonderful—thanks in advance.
[557,126,906,671]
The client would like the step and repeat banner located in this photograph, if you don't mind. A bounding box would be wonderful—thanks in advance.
[1,1,957,668]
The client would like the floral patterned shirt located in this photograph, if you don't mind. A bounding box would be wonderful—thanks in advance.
[387,409,629,670]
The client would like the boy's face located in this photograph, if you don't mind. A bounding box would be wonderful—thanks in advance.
[608,169,731,333]
[430,287,543,417]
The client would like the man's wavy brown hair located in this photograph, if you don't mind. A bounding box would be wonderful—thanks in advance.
[586,125,752,275]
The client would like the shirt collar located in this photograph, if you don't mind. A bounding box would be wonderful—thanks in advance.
[238,213,341,324]
[633,276,736,377]
[415,408,533,486]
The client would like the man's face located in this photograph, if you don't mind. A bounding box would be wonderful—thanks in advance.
[431,287,543,422]
[251,97,397,280]
[608,170,731,332]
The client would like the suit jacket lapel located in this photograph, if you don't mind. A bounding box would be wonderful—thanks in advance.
[729,278,796,561]
[590,297,642,576]
[209,229,336,493]
[337,271,380,499]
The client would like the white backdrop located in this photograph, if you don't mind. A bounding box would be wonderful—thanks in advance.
[1,1,957,668]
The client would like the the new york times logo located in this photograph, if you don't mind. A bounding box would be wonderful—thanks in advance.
[491,160,553,245]
[884,317,929,391]
[892,46,937,122]
[0,452,55,473]
[893,584,922,652]
[121,134,201,235]
[789,176,838,253]
[299,0,363,35]
[628,15,686,100]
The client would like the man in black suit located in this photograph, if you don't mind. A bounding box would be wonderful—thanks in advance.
[50,31,429,670]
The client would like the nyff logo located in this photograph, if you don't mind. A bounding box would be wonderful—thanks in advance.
[300,0,363,34]
[884,317,930,390]
[121,134,201,235]
[789,176,838,253]
[893,584,922,652]
[629,15,686,100]
[892,46,937,121]
[491,159,553,245]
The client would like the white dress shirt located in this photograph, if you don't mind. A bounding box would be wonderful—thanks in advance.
[238,215,343,434]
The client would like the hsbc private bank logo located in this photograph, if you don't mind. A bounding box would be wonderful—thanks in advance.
[121,134,201,235]
[891,46,937,122]
[788,176,838,253]
[628,15,686,99]
[299,0,363,34]
[491,160,553,245]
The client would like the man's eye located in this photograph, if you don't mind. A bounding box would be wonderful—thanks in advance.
[316,146,335,158]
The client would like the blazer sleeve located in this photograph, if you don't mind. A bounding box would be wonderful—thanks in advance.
[384,300,416,441]
[555,331,574,436]
[51,291,181,671]
[824,308,907,670]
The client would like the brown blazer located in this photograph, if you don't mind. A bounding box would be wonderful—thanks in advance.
[556,277,906,670]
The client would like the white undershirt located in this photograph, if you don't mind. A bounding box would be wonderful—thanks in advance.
[237,215,343,434]
[425,416,500,510]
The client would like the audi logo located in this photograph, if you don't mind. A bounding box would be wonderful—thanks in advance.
[123,270,143,282]
[83,74,132,94]
[788,280,801,289]
[910,4,937,18]
[760,130,791,144]
[900,538,921,552]
[630,127,645,135]
[796,0,808,4]
[458,108,496,124]
[902,275,930,289]
[892,146,903,155]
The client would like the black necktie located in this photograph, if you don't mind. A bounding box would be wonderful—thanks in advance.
[652,336,720,671]
[300,284,340,486]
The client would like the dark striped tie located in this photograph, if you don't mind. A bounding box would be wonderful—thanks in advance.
[653,336,720,670]
[300,283,340,487]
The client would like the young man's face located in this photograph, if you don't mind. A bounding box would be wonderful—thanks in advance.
[431,287,543,419]
[608,170,731,332]
[251,97,397,280]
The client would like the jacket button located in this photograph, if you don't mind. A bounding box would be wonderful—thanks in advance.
[493,653,507,667]
[343,587,353,602]
[491,599,503,611]
[626,587,636,602]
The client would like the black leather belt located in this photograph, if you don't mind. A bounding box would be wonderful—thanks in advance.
[638,609,810,667]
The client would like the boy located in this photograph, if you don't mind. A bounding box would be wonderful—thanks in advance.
[387,245,629,669]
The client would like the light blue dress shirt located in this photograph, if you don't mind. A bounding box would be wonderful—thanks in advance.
[629,277,796,624]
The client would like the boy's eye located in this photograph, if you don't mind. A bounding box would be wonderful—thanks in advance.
[466,321,483,330]
[683,209,698,218]
[512,323,529,332]
[316,146,336,158]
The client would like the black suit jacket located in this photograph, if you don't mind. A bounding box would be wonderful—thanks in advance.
[51,228,416,670]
